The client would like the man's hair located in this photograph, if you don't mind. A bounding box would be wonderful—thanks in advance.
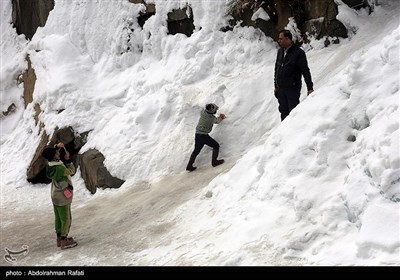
[279,29,292,41]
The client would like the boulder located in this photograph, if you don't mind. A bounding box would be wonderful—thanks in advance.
[80,149,125,194]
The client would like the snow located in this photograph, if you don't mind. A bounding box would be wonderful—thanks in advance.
[1,0,399,266]
[252,7,270,22]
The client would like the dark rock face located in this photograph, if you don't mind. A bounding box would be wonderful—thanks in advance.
[2,103,16,117]
[129,0,156,28]
[342,0,369,9]
[12,0,54,40]
[80,149,125,194]
[27,127,87,184]
[227,0,350,43]
[10,0,369,45]
[227,0,279,38]
[167,6,195,37]
[9,0,353,43]
[303,0,348,41]
[27,132,51,184]
[27,127,124,194]
[129,1,194,37]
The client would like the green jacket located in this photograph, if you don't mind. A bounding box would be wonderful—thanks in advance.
[195,109,222,134]
[46,161,75,206]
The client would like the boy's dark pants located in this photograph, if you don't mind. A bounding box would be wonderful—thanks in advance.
[186,134,220,170]
[193,134,219,155]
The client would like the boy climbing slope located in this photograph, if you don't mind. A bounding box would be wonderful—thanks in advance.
[186,103,226,172]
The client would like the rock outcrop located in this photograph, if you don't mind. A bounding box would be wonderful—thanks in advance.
[12,0,54,40]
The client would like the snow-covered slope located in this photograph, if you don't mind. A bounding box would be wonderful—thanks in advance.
[1,0,399,265]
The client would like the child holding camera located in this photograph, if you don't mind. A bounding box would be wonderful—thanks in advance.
[42,142,78,250]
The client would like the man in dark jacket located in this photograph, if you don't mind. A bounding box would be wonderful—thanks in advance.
[274,30,314,121]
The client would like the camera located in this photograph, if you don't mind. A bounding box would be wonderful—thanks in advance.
[56,146,71,164]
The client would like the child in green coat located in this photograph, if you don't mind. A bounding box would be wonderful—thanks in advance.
[42,143,78,250]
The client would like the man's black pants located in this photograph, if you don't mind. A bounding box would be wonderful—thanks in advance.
[276,88,301,121]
